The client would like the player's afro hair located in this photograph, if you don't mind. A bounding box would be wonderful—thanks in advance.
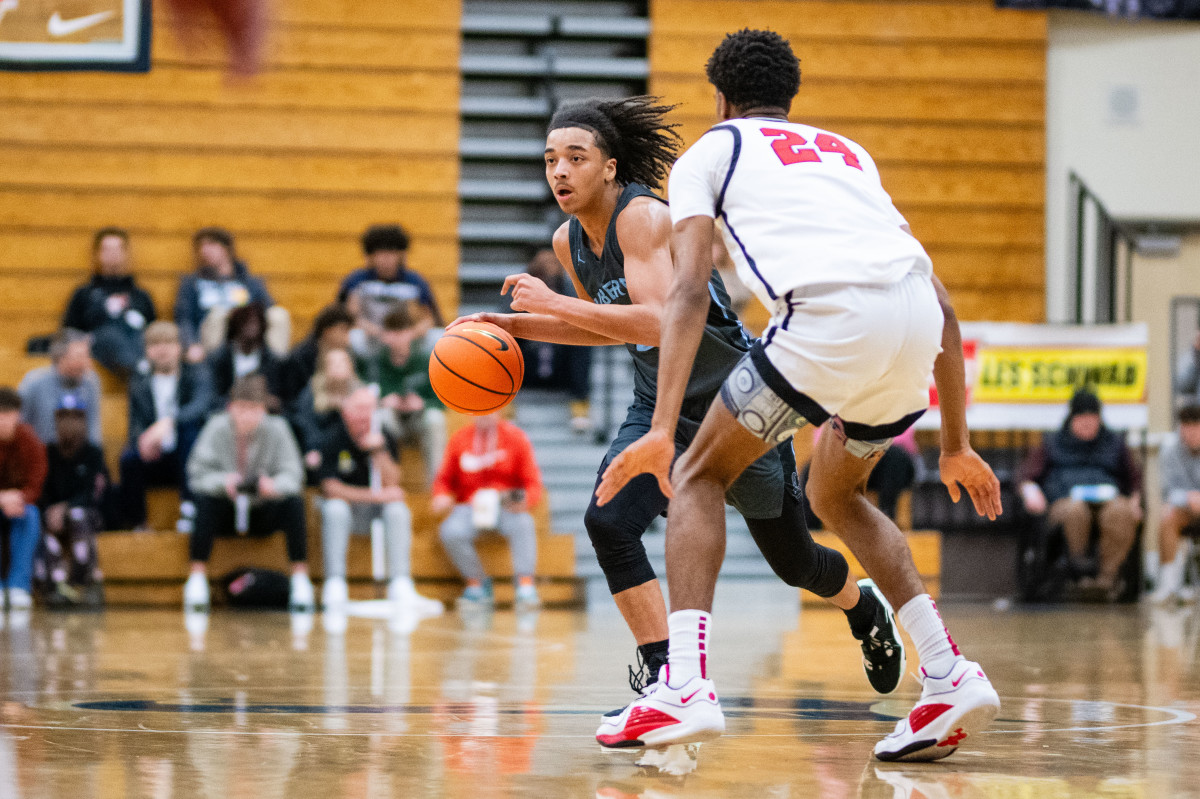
[548,96,682,189]
[706,29,800,112]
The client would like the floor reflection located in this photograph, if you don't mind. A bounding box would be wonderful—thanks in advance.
[0,583,1197,797]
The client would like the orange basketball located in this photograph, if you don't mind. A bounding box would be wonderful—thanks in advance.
[430,322,524,415]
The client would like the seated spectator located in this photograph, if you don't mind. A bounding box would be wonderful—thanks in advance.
[37,403,107,607]
[317,386,442,613]
[175,226,290,363]
[1175,328,1200,407]
[509,249,593,433]
[1018,388,1142,601]
[207,303,285,412]
[279,303,354,407]
[119,322,213,531]
[0,388,48,611]
[18,329,102,445]
[289,347,362,474]
[184,376,311,612]
[1151,404,1200,603]
[338,224,443,350]
[60,227,157,377]
[357,304,446,484]
[432,411,542,608]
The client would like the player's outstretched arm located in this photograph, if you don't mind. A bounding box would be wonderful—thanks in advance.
[931,274,1002,520]
[596,214,715,504]
[448,311,619,346]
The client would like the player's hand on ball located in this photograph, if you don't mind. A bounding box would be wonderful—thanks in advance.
[940,448,1003,520]
[596,429,674,505]
[502,275,558,315]
[447,313,510,332]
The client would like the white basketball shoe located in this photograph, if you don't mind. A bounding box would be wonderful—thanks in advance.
[596,667,724,749]
[874,659,1000,762]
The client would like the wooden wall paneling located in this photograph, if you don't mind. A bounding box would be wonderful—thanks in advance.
[0,149,460,196]
[655,38,1045,83]
[0,67,459,112]
[650,0,1047,322]
[656,78,1046,125]
[0,232,460,281]
[652,0,1047,42]
[152,26,461,71]
[0,191,459,239]
[0,0,464,345]
[0,104,457,154]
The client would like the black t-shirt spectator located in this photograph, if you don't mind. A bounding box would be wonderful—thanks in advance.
[62,275,157,335]
[317,419,398,488]
[41,442,109,510]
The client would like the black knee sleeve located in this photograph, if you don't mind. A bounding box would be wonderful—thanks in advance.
[584,473,665,595]
[745,489,850,598]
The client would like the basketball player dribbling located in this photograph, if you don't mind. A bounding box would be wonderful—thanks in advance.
[452,96,909,751]
[597,30,1004,762]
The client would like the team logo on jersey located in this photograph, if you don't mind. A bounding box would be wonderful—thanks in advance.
[594,278,628,305]
[338,451,354,474]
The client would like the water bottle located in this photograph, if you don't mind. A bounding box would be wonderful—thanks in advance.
[235,493,251,535]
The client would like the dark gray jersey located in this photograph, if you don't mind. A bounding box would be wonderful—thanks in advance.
[568,183,752,412]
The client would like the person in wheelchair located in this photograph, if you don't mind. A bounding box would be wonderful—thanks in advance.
[1017,388,1141,601]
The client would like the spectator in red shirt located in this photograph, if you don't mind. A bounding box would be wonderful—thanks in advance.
[0,387,49,611]
[432,412,543,608]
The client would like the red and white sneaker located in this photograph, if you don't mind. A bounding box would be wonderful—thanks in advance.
[596,667,724,748]
[873,659,999,762]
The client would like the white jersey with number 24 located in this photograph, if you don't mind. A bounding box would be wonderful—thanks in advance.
[667,117,933,317]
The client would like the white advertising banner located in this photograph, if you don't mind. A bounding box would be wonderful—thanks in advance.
[916,322,1148,432]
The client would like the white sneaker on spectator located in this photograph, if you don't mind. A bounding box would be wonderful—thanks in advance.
[515,582,541,609]
[322,576,349,609]
[183,572,210,611]
[387,576,443,616]
[1151,557,1185,604]
[7,588,32,610]
[289,572,315,612]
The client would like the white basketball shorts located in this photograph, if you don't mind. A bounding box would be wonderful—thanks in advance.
[721,271,943,444]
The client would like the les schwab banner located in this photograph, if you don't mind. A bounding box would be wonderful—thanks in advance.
[923,322,1148,431]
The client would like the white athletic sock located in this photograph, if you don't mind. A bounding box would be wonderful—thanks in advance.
[896,594,963,678]
[667,610,711,685]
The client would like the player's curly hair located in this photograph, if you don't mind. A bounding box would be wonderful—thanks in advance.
[548,96,682,189]
[705,29,800,112]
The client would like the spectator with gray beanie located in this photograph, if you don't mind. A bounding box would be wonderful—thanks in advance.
[18,328,102,445]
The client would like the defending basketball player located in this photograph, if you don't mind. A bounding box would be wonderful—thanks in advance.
[451,96,908,745]
[596,31,1003,761]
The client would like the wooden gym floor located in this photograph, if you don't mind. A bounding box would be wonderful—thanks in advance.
[1,580,1197,798]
